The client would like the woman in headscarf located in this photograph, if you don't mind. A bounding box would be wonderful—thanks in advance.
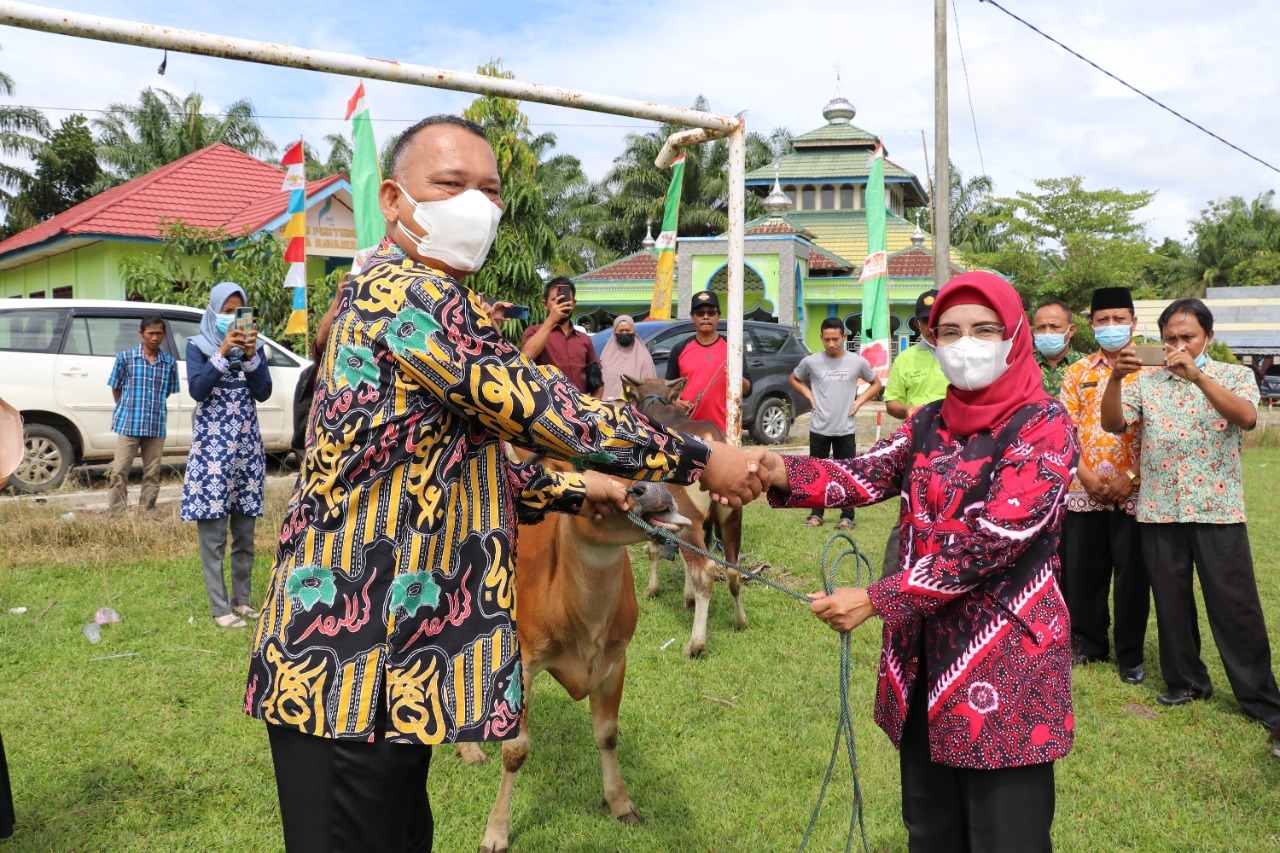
[181,282,273,629]
[759,272,1078,852]
[599,315,656,404]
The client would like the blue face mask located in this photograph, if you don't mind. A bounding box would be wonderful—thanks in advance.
[1034,333,1067,357]
[1092,324,1132,352]
[1194,343,1208,370]
[214,315,232,334]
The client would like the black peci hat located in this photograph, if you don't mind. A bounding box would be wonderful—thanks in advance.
[1090,287,1135,313]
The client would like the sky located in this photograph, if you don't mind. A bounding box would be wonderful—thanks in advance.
[2,0,1278,244]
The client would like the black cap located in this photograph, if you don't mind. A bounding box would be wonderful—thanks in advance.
[1090,287,1134,314]
[690,290,721,312]
[911,289,939,324]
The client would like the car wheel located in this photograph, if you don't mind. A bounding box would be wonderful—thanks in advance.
[749,396,790,445]
[11,424,75,493]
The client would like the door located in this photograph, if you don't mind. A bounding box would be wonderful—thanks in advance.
[54,314,150,456]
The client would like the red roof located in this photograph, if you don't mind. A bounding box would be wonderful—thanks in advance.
[882,245,963,278]
[0,143,345,259]
[747,219,804,236]
[577,250,659,281]
[808,247,850,270]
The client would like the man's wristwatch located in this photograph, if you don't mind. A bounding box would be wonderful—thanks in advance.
[1126,470,1141,487]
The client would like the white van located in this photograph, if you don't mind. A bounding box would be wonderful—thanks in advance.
[0,299,310,492]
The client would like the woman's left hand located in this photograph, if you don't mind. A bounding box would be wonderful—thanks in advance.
[807,587,877,633]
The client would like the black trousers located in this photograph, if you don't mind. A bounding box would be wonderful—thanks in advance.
[1063,510,1150,668]
[1140,522,1280,726]
[807,431,856,521]
[267,724,433,852]
[899,678,1055,852]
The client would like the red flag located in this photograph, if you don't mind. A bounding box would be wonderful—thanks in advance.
[280,140,304,166]
[345,83,367,121]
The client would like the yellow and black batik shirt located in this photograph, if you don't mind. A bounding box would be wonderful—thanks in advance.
[245,242,709,744]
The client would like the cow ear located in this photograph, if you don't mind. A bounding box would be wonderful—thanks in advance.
[620,375,639,401]
[667,377,688,395]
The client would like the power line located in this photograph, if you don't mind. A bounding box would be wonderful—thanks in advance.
[951,0,987,177]
[979,0,1280,176]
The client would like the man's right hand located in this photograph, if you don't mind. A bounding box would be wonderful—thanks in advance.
[545,294,572,325]
[673,398,693,414]
[698,441,771,508]
[1078,465,1112,504]
[1111,345,1143,380]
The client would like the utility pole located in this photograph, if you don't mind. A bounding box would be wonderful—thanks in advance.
[934,0,951,290]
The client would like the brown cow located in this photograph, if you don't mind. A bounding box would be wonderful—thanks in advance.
[620,375,748,657]
[457,454,691,853]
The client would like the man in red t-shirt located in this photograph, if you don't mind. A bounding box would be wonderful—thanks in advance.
[665,290,751,434]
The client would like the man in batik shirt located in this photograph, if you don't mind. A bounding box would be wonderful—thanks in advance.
[246,115,768,851]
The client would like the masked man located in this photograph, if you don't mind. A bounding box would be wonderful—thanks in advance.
[245,115,769,851]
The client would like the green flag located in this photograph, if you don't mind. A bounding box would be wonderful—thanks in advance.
[345,82,384,272]
[649,153,685,320]
[859,144,890,381]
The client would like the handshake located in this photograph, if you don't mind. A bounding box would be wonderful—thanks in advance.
[697,442,789,508]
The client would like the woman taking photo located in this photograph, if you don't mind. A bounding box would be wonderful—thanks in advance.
[182,281,272,629]
[761,271,1078,852]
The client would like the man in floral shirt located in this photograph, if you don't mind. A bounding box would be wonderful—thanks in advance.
[1103,297,1280,756]
[1058,287,1149,685]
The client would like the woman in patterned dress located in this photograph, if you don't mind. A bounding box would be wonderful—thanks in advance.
[182,282,272,629]
[761,272,1079,853]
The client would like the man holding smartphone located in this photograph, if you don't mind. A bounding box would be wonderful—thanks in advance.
[1058,286,1150,685]
[521,276,602,395]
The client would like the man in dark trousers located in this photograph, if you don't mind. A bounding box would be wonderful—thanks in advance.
[666,290,751,434]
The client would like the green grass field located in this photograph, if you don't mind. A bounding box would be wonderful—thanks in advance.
[2,448,1279,852]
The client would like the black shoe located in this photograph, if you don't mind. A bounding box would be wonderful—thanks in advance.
[1072,651,1108,666]
[1119,664,1145,685]
[1157,684,1213,706]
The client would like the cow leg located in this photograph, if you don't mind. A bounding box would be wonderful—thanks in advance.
[721,508,748,630]
[590,654,643,825]
[645,540,662,598]
[685,555,714,658]
[478,666,537,853]
[456,742,488,765]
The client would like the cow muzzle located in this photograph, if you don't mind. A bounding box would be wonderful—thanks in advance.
[626,482,691,532]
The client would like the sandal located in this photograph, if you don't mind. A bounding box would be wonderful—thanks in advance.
[836,519,855,531]
[803,516,823,527]
[233,605,260,620]
[214,613,248,629]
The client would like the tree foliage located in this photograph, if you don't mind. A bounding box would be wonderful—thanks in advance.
[2,114,100,237]
[460,61,560,326]
[967,176,1155,311]
[117,219,340,355]
[0,48,51,213]
[94,89,277,188]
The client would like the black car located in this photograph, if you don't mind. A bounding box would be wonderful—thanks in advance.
[1261,366,1280,402]
[591,319,812,444]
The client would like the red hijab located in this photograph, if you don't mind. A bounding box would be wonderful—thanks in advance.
[930,271,1047,435]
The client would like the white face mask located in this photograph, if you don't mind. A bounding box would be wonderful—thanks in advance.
[394,183,503,273]
[934,319,1019,391]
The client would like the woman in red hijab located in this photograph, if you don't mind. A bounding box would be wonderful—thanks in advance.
[762,272,1079,852]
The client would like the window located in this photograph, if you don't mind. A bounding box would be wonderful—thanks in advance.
[801,185,816,210]
[843,313,862,349]
[751,326,788,355]
[166,317,202,361]
[820,185,835,210]
[62,316,143,357]
[785,186,797,208]
[52,286,72,299]
[29,291,44,299]
[0,308,68,353]
[839,186,854,209]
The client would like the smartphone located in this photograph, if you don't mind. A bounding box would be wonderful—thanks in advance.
[233,307,255,332]
[1134,344,1166,367]
[505,305,530,321]
[556,284,572,302]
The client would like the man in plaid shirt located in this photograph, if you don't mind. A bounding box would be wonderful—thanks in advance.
[107,316,179,518]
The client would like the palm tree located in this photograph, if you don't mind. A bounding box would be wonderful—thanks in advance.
[0,49,51,213]
[93,88,276,188]
[303,133,352,181]
[530,134,614,276]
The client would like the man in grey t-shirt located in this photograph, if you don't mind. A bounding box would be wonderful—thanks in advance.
[789,317,883,529]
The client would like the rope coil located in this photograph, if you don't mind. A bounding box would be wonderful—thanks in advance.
[627,511,874,853]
